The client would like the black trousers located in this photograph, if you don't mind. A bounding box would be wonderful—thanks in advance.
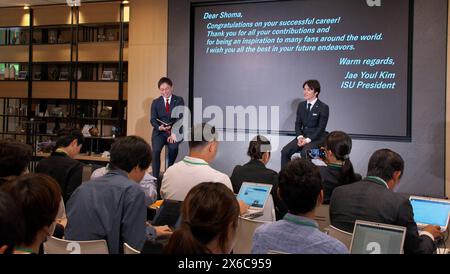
[152,133,179,178]
[280,137,324,169]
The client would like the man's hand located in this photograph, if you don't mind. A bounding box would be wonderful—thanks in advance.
[158,125,171,132]
[154,225,173,238]
[297,137,307,147]
[167,133,177,144]
[423,225,443,240]
[238,200,250,215]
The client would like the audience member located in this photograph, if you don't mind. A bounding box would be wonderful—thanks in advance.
[1,174,61,254]
[164,182,240,254]
[161,123,233,201]
[0,139,66,233]
[0,191,25,254]
[252,159,348,254]
[230,135,287,219]
[91,164,158,206]
[36,128,85,204]
[330,149,442,254]
[318,131,361,204]
[0,139,31,186]
[65,136,171,254]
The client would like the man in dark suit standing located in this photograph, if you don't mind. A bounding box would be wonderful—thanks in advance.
[330,149,442,254]
[281,79,329,168]
[150,77,184,179]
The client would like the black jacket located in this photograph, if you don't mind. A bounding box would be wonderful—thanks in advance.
[36,151,84,204]
[319,164,361,204]
[230,159,288,220]
[295,99,329,141]
[330,177,436,254]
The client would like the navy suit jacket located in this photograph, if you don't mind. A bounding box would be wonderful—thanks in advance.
[295,99,329,141]
[150,95,185,137]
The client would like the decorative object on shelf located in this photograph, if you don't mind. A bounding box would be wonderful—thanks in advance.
[50,107,64,117]
[8,66,16,80]
[89,127,100,137]
[101,70,114,80]
[48,66,58,80]
[97,28,106,42]
[4,65,10,79]
[59,71,69,81]
[98,106,112,118]
[76,68,82,80]
[81,124,96,137]
[107,30,115,41]
[19,31,27,45]
[48,30,57,44]
[57,34,64,44]
[37,141,55,153]
[33,71,42,80]
[11,32,17,45]
[17,71,28,80]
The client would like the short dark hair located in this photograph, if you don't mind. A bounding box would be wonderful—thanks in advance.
[278,159,322,215]
[303,79,321,96]
[188,123,217,151]
[0,191,25,254]
[158,77,173,88]
[0,139,32,178]
[164,182,240,254]
[1,174,61,246]
[367,149,404,182]
[110,136,152,173]
[247,135,271,160]
[55,128,84,149]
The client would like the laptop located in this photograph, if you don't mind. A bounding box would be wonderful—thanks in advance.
[237,182,272,219]
[409,195,450,232]
[151,199,182,229]
[350,220,406,254]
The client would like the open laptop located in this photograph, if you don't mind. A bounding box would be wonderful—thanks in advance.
[350,220,406,254]
[409,195,450,232]
[151,199,182,229]
[237,182,272,219]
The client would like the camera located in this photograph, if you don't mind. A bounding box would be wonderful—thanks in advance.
[307,148,326,159]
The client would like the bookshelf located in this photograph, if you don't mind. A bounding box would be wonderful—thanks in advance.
[0,1,129,156]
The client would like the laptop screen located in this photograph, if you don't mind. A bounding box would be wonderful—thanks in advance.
[350,222,406,254]
[151,200,182,228]
[237,183,272,209]
[410,197,450,229]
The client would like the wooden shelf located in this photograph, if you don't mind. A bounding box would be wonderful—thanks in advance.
[36,152,110,163]
[0,81,27,97]
[0,45,29,62]
[33,44,71,62]
[78,42,128,62]
[78,82,128,100]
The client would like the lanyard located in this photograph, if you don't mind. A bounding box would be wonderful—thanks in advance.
[182,159,208,166]
[283,214,318,229]
[365,176,389,189]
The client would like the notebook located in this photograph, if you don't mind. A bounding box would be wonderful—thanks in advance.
[237,182,272,219]
[409,195,450,231]
[151,199,182,228]
[350,220,406,254]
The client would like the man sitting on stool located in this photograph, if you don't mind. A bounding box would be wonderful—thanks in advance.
[281,79,329,168]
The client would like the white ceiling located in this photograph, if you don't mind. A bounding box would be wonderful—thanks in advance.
[0,0,114,8]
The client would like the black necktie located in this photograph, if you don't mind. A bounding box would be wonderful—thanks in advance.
[307,103,312,112]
